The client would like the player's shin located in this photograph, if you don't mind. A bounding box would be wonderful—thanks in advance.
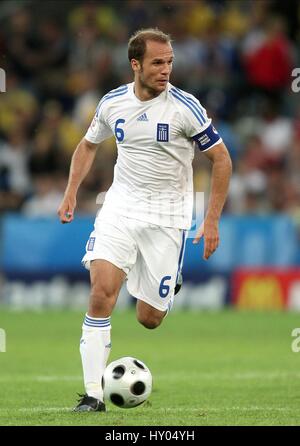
[79,314,111,402]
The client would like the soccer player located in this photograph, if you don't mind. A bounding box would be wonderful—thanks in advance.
[58,28,232,412]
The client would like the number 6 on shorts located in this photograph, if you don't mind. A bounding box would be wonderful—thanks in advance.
[159,275,172,298]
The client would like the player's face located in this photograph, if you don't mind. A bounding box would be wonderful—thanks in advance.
[134,41,174,95]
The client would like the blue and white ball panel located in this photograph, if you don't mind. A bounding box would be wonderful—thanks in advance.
[192,124,222,151]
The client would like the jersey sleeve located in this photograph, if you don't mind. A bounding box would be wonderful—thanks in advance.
[84,102,113,144]
[180,94,222,151]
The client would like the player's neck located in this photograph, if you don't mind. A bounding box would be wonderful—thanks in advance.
[133,82,162,102]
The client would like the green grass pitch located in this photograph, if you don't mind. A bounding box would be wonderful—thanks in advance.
[0,308,300,426]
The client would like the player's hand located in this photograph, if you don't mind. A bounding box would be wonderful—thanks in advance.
[57,195,76,224]
[192,218,219,260]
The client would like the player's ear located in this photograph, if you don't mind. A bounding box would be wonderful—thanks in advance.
[131,58,141,72]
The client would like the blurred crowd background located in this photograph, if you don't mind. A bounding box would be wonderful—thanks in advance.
[0,0,300,222]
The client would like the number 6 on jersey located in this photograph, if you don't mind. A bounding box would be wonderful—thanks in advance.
[115,119,125,142]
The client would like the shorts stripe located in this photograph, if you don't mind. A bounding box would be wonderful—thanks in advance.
[176,230,186,281]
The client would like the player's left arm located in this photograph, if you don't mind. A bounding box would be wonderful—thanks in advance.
[193,141,232,260]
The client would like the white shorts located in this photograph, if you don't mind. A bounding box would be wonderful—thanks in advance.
[82,210,187,312]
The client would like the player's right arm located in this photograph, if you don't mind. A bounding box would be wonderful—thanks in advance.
[58,96,114,224]
[57,138,99,224]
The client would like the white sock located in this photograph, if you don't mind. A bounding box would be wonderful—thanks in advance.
[79,314,111,402]
[164,295,174,319]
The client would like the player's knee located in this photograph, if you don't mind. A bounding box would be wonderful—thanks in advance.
[89,287,117,314]
[137,314,162,330]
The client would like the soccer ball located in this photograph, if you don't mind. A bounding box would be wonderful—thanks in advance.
[103,356,152,408]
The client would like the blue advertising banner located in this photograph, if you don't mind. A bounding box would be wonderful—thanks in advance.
[0,214,299,280]
[0,214,93,277]
[183,214,298,280]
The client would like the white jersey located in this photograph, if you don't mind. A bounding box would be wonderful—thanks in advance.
[85,82,222,229]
